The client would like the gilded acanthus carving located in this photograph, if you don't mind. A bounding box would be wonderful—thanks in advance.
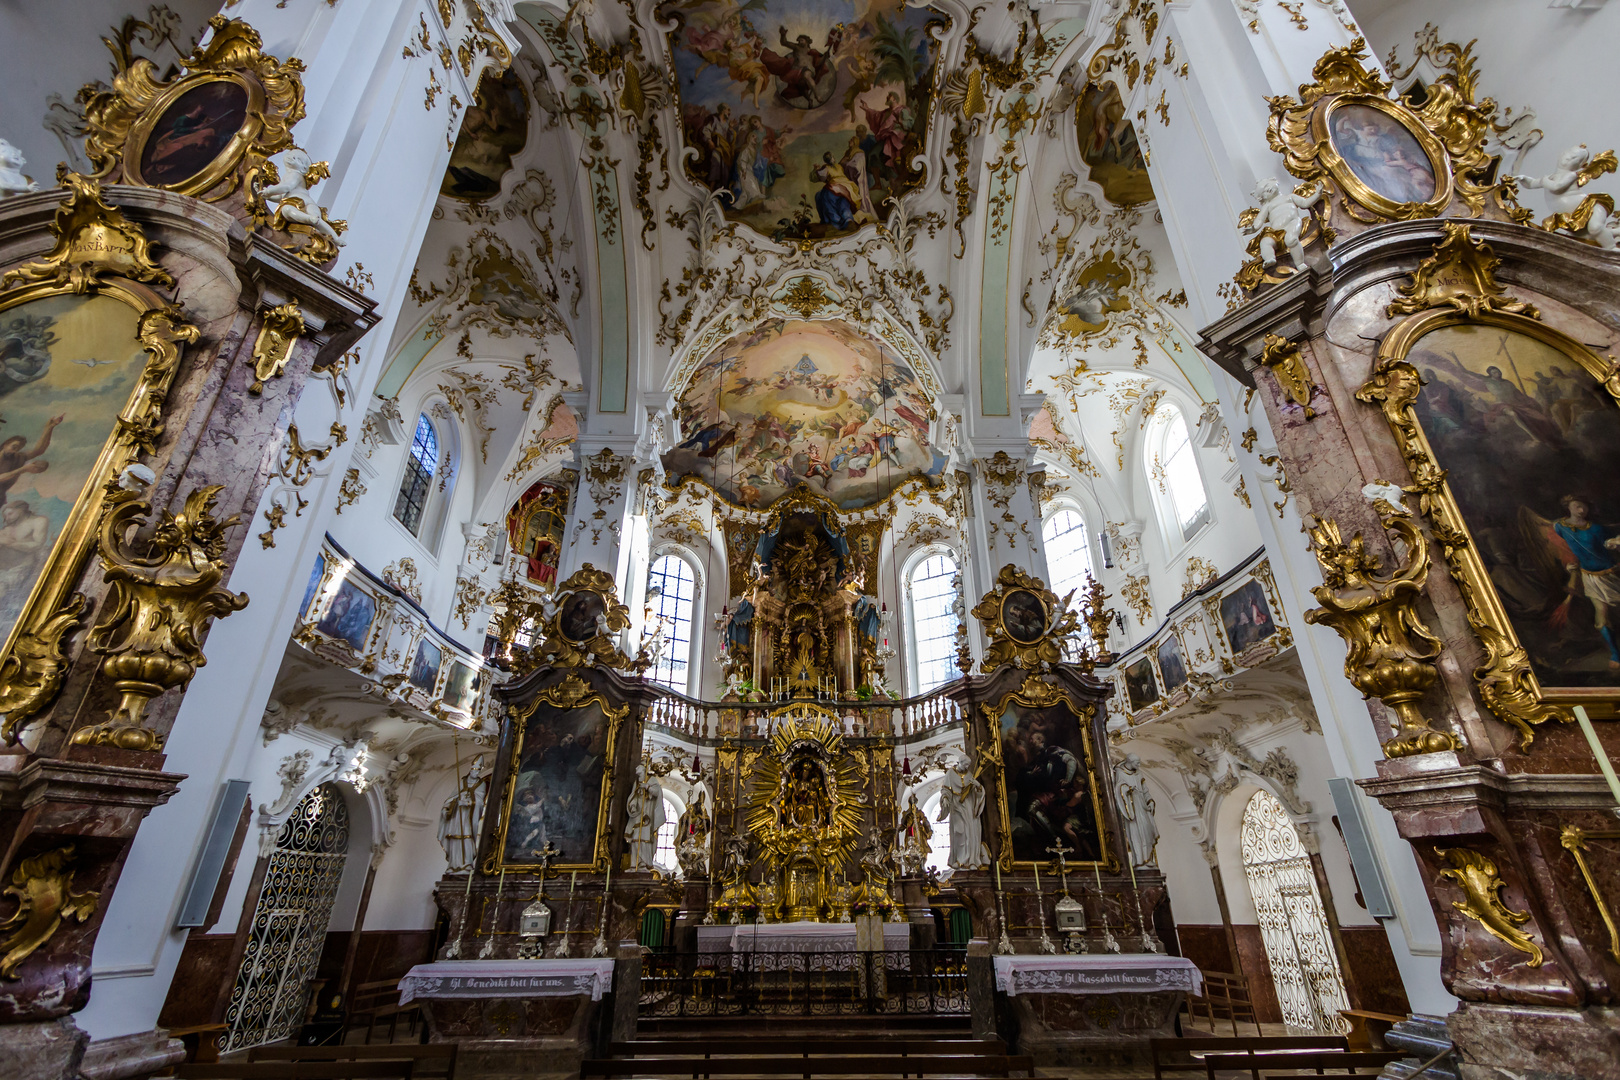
[0,170,173,294]
[1304,492,1459,758]
[521,564,635,672]
[1436,846,1544,968]
[74,486,250,751]
[1257,333,1318,419]
[1384,223,1538,319]
[970,564,1093,675]
[0,846,100,980]
[248,301,305,394]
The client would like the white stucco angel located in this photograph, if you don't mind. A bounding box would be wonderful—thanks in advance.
[261,148,346,249]
[437,755,490,870]
[0,140,38,199]
[625,757,665,870]
[937,754,990,871]
[1244,178,1322,268]
[1514,145,1619,251]
[1113,752,1160,868]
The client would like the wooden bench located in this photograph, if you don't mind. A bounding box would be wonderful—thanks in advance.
[249,1043,455,1079]
[1338,1009,1406,1050]
[173,1063,413,1079]
[606,1039,1009,1058]
[581,1055,1036,1077]
[1184,971,1260,1037]
[346,979,421,1044]
[1151,1036,1348,1080]
[1201,1050,1406,1080]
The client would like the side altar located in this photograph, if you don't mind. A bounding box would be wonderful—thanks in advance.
[426,500,1186,1075]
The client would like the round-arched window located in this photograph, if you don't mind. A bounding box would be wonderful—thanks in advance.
[1152,407,1209,542]
[908,551,960,694]
[393,414,440,536]
[646,554,697,691]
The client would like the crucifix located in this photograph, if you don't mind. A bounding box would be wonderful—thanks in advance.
[1046,841,1073,898]
[534,841,560,876]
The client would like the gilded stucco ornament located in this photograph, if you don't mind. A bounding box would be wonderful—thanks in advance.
[0,170,173,294]
[1257,333,1319,419]
[74,485,250,751]
[80,16,306,205]
[248,301,305,394]
[0,846,99,980]
[1435,846,1544,968]
[522,564,635,672]
[1304,492,1459,758]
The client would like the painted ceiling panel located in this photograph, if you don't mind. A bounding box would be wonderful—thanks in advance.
[663,318,943,510]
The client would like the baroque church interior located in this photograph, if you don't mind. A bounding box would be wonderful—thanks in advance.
[0,1,1617,1079]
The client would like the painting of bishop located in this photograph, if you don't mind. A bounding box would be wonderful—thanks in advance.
[668,0,944,241]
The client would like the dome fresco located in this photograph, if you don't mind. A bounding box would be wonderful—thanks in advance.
[663,318,943,509]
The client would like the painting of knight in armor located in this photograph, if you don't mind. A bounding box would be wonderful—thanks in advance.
[999,697,1105,864]
[502,699,614,866]
[0,295,151,651]
[665,0,944,241]
[1407,323,1620,687]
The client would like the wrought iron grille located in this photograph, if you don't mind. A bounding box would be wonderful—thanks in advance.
[640,949,969,1018]
[222,783,351,1053]
[1240,789,1351,1033]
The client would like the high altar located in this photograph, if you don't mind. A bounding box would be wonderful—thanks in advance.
[418,508,1188,1075]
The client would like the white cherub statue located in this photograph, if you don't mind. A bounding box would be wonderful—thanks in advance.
[0,140,39,199]
[1244,177,1322,268]
[261,147,346,249]
[1514,144,1618,251]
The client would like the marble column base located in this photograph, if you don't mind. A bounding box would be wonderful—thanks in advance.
[1005,990,1182,1069]
[421,995,600,1080]
[1448,1002,1620,1080]
[0,1018,88,1080]
[78,1028,186,1080]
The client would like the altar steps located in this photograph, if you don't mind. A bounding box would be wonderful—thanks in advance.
[582,1033,1034,1079]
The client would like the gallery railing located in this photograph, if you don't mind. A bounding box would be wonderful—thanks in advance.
[640,949,969,1017]
[638,682,967,743]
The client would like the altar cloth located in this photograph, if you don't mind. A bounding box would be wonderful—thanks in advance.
[992,954,1202,997]
[696,921,912,953]
[398,959,616,1004]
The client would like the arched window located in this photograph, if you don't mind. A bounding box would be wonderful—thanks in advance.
[907,551,960,694]
[922,792,951,874]
[1154,407,1210,542]
[646,554,697,691]
[393,414,440,535]
[1042,509,1095,601]
[654,795,680,872]
[1240,790,1352,1033]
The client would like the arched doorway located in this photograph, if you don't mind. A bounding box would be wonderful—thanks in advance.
[1239,789,1351,1032]
[222,782,352,1052]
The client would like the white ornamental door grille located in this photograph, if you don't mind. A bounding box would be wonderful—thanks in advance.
[1239,790,1351,1033]
[222,783,351,1053]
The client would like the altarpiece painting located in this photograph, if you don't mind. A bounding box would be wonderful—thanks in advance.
[997,696,1107,865]
[498,693,622,869]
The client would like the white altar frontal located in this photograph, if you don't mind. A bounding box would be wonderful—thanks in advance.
[992,954,1202,997]
[398,959,617,1003]
[696,920,912,955]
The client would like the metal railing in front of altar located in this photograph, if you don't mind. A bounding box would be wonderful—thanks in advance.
[637,682,968,743]
[640,948,969,1018]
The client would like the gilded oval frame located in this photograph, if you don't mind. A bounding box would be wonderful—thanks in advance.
[1366,305,1620,739]
[1312,95,1452,220]
[998,587,1050,646]
[0,276,195,737]
[122,71,266,197]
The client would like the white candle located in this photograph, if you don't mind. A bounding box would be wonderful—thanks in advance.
[1574,706,1620,808]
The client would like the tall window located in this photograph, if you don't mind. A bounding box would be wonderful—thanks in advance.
[1157,409,1209,541]
[393,414,439,535]
[909,552,960,694]
[1042,509,1095,602]
[654,796,680,872]
[1240,790,1352,1033]
[646,554,696,691]
[922,792,951,874]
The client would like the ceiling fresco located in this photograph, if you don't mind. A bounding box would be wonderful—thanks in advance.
[1076,82,1153,206]
[663,318,943,510]
[442,67,530,201]
[663,0,945,242]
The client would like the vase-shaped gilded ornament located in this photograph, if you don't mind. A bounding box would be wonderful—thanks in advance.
[1304,495,1460,758]
[73,485,249,750]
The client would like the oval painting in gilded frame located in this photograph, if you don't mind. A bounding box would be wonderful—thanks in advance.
[129,76,254,192]
[1000,588,1048,645]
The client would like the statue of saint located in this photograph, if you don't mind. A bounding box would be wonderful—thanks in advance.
[437,756,489,870]
[626,758,665,870]
[897,792,933,874]
[938,755,990,871]
[677,790,712,876]
[1113,752,1160,867]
